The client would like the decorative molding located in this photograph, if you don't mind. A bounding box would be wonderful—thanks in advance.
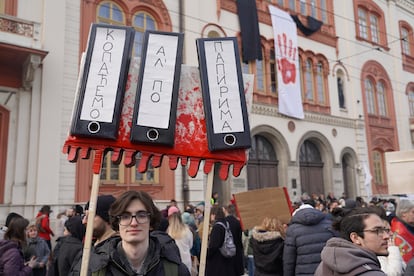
[396,0,414,12]
[0,14,34,38]
[252,103,358,129]
[22,54,42,90]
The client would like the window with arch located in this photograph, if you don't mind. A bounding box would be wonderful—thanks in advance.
[270,48,277,94]
[303,59,314,102]
[299,140,322,163]
[409,89,414,118]
[354,1,387,47]
[365,79,375,114]
[249,135,277,161]
[399,21,414,73]
[377,82,387,116]
[401,27,411,55]
[256,58,265,92]
[240,42,280,104]
[247,135,278,190]
[97,1,125,25]
[336,69,345,109]
[372,150,384,186]
[242,56,266,93]
[364,78,388,117]
[299,51,330,113]
[95,1,161,185]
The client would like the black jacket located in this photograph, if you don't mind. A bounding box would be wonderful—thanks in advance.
[250,228,284,276]
[71,231,190,276]
[49,236,83,276]
[206,216,244,276]
[283,207,335,276]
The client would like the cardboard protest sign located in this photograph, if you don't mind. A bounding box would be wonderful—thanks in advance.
[233,187,292,230]
[64,63,254,180]
[385,150,414,194]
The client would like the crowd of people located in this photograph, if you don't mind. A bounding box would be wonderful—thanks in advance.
[1,190,414,276]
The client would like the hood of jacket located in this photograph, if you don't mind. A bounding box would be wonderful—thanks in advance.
[290,207,326,226]
[319,237,383,275]
[251,228,284,256]
[252,228,283,242]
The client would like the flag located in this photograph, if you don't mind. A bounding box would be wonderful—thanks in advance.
[362,162,373,200]
[269,5,304,119]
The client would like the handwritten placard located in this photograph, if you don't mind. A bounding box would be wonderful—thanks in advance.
[197,37,251,151]
[71,24,134,139]
[130,31,184,146]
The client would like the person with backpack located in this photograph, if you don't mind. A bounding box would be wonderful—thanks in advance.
[36,205,55,250]
[205,205,244,276]
[85,190,190,276]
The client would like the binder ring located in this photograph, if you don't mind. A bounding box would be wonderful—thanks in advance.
[224,134,236,146]
[87,121,101,134]
[147,129,159,141]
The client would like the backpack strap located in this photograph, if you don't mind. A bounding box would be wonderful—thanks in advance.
[215,221,229,229]
[163,259,178,276]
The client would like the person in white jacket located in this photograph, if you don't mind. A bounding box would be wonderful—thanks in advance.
[378,220,406,276]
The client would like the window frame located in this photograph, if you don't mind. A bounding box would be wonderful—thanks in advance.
[409,90,414,118]
[354,0,388,48]
[299,50,330,113]
[96,1,126,25]
[372,150,385,186]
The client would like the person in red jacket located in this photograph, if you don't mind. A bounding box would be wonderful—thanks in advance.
[36,205,54,250]
[391,199,414,264]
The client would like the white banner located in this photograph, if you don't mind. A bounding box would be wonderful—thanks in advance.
[204,40,244,134]
[269,5,304,119]
[137,33,179,129]
[81,27,126,122]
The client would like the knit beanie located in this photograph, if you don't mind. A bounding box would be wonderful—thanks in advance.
[86,195,116,223]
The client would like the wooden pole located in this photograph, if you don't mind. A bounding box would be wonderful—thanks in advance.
[80,173,100,276]
[198,163,215,276]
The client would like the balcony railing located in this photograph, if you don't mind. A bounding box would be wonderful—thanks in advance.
[0,14,41,49]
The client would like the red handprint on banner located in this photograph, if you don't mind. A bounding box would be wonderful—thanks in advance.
[277,33,297,84]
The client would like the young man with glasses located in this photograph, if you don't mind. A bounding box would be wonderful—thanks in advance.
[84,190,190,276]
[315,207,390,275]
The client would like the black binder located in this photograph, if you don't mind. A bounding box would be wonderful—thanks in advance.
[196,37,251,151]
[130,31,184,146]
[70,23,134,139]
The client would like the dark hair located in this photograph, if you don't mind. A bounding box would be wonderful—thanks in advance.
[225,204,237,217]
[4,217,29,247]
[5,212,23,227]
[210,205,225,222]
[64,216,86,241]
[40,205,52,214]
[109,190,161,231]
[332,207,380,242]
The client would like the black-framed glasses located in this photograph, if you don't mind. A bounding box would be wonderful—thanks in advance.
[363,227,391,236]
[117,211,151,226]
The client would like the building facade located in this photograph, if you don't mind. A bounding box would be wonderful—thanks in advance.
[1,0,413,218]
